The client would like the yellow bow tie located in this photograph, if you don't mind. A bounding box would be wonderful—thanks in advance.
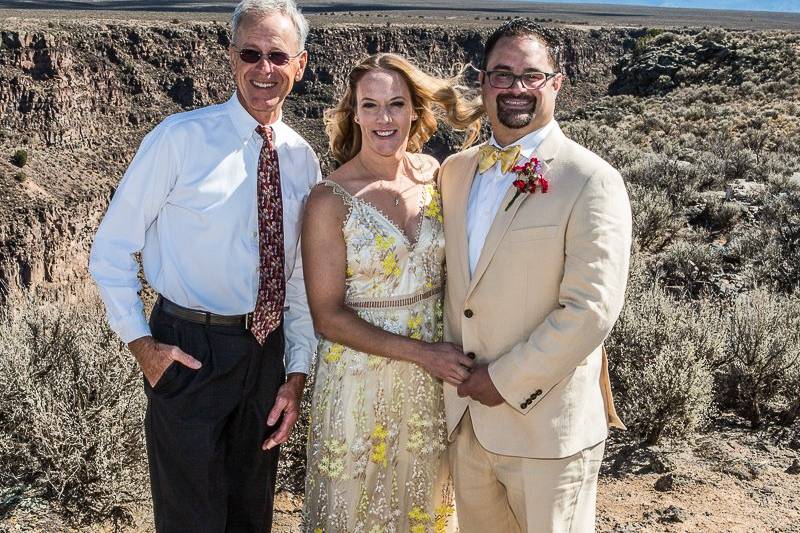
[478,144,522,174]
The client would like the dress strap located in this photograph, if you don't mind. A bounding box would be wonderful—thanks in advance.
[316,179,355,208]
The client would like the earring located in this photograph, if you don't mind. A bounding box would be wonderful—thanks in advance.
[354,115,360,124]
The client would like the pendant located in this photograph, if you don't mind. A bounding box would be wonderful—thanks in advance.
[394,196,400,207]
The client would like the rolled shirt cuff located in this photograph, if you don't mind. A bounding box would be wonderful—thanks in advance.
[284,348,313,376]
[111,314,152,344]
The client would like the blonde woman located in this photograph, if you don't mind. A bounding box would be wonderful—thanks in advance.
[302,53,482,532]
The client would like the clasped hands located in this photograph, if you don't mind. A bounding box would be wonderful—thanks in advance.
[420,343,504,407]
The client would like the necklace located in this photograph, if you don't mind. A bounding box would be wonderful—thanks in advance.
[357,154,408,207]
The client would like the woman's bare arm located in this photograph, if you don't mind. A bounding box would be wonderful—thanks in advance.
[301,185,473,385]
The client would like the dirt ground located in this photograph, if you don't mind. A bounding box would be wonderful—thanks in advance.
[4,416,798,532]
[266,418,800,532]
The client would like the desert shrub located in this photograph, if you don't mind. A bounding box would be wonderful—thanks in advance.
[653,240,724,298]
[632,28,664,57]
[781,366,800,426]
[690,197,745,235]
[13,171,27,183]
[622,152,710,207]
[11,149,28,168]
[607,265,721,444]
[729,174,800,291]
[0,290,147,526]
[561,122,616,156]
[722,289,800,429]
[627,183,683,253]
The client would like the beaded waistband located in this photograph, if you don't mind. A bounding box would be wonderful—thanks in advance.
[345,286,442,310]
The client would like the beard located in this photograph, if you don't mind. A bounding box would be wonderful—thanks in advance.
[496,94,537,129]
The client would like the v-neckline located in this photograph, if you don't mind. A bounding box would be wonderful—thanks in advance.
[325,180,427,250]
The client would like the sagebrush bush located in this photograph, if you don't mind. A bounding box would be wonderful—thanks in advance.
[690,198,745,235]
[607,263,722,444]
[0,290,147,526]
[622,153,710,207]
[729,174,800,292]
[627,183,683,253]
[11,148,27,168]
[653,240,724,298]
[723,289,800,429]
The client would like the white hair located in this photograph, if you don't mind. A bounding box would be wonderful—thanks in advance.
[231,0,310,51]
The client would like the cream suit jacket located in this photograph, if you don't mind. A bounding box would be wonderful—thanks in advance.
[440,124,631,459]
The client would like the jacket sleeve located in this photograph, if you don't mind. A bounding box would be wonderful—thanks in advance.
[488,166,632,414]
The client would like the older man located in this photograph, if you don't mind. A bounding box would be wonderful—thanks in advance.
[439,19,631,532]
[89,1,318,530]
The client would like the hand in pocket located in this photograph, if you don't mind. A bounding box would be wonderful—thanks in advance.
[129,336,202,388]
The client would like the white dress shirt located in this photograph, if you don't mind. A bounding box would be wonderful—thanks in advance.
[466,120,556,275]
[89,93,321,375]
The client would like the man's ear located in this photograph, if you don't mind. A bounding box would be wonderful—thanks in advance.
[478,70,485,85]
[553,73,565,93]
[228,47,238,74]
[295,50,308,82]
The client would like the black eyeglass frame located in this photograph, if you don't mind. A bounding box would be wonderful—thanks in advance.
[482,69,560,90]
[232,46,305,66]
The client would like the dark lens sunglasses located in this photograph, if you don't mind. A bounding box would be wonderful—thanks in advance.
[235,47,304,66]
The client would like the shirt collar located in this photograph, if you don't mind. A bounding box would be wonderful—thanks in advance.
[225,92,285,143]
[488,119,556,162]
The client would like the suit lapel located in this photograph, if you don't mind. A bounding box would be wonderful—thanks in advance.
[465,125,565,300]
[445,148,479,293]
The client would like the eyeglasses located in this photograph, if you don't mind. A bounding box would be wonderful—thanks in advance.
[234,47,304,66]
[484,70,559,90]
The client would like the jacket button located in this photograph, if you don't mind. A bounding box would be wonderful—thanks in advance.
[464,309,474,318]
[535,389,542,396]
[466,352,476,359]
[520,401,528,409]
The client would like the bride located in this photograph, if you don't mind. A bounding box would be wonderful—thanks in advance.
[301,53,482,532]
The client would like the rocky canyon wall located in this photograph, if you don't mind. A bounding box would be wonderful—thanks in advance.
[0,18,629,295]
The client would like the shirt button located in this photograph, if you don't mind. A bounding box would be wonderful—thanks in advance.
[464,309,473,318]
[466,352,476,359]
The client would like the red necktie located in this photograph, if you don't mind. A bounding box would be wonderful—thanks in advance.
[251,125,286,345]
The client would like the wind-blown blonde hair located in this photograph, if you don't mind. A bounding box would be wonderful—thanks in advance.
[325,53,484,165]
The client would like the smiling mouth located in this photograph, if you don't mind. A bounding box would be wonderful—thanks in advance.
[498,97,534,109]
[373,129,397,138]
[251,80,277,89]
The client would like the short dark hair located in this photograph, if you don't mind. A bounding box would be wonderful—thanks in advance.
[481,18,560,72]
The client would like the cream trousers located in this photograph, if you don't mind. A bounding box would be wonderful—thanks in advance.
[449,411,605,533]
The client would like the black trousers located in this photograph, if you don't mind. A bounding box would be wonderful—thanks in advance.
[145,303,285,533]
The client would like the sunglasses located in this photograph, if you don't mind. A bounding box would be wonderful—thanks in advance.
[234,47,304,66]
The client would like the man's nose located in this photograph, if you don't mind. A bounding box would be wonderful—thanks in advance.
[509,77,527,93]
[254,56,275,73]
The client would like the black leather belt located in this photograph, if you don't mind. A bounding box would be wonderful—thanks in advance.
[156,296,253,329]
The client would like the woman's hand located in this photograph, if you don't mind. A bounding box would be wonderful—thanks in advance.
[414,342,474,386]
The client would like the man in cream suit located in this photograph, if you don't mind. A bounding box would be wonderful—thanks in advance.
[439,19,631,532]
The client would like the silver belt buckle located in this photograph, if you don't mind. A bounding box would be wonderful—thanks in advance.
[244,313,252,330]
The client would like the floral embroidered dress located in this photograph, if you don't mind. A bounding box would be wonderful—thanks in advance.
[304,179,456,533]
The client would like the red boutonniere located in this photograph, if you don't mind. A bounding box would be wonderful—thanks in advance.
[505,157,549,211]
